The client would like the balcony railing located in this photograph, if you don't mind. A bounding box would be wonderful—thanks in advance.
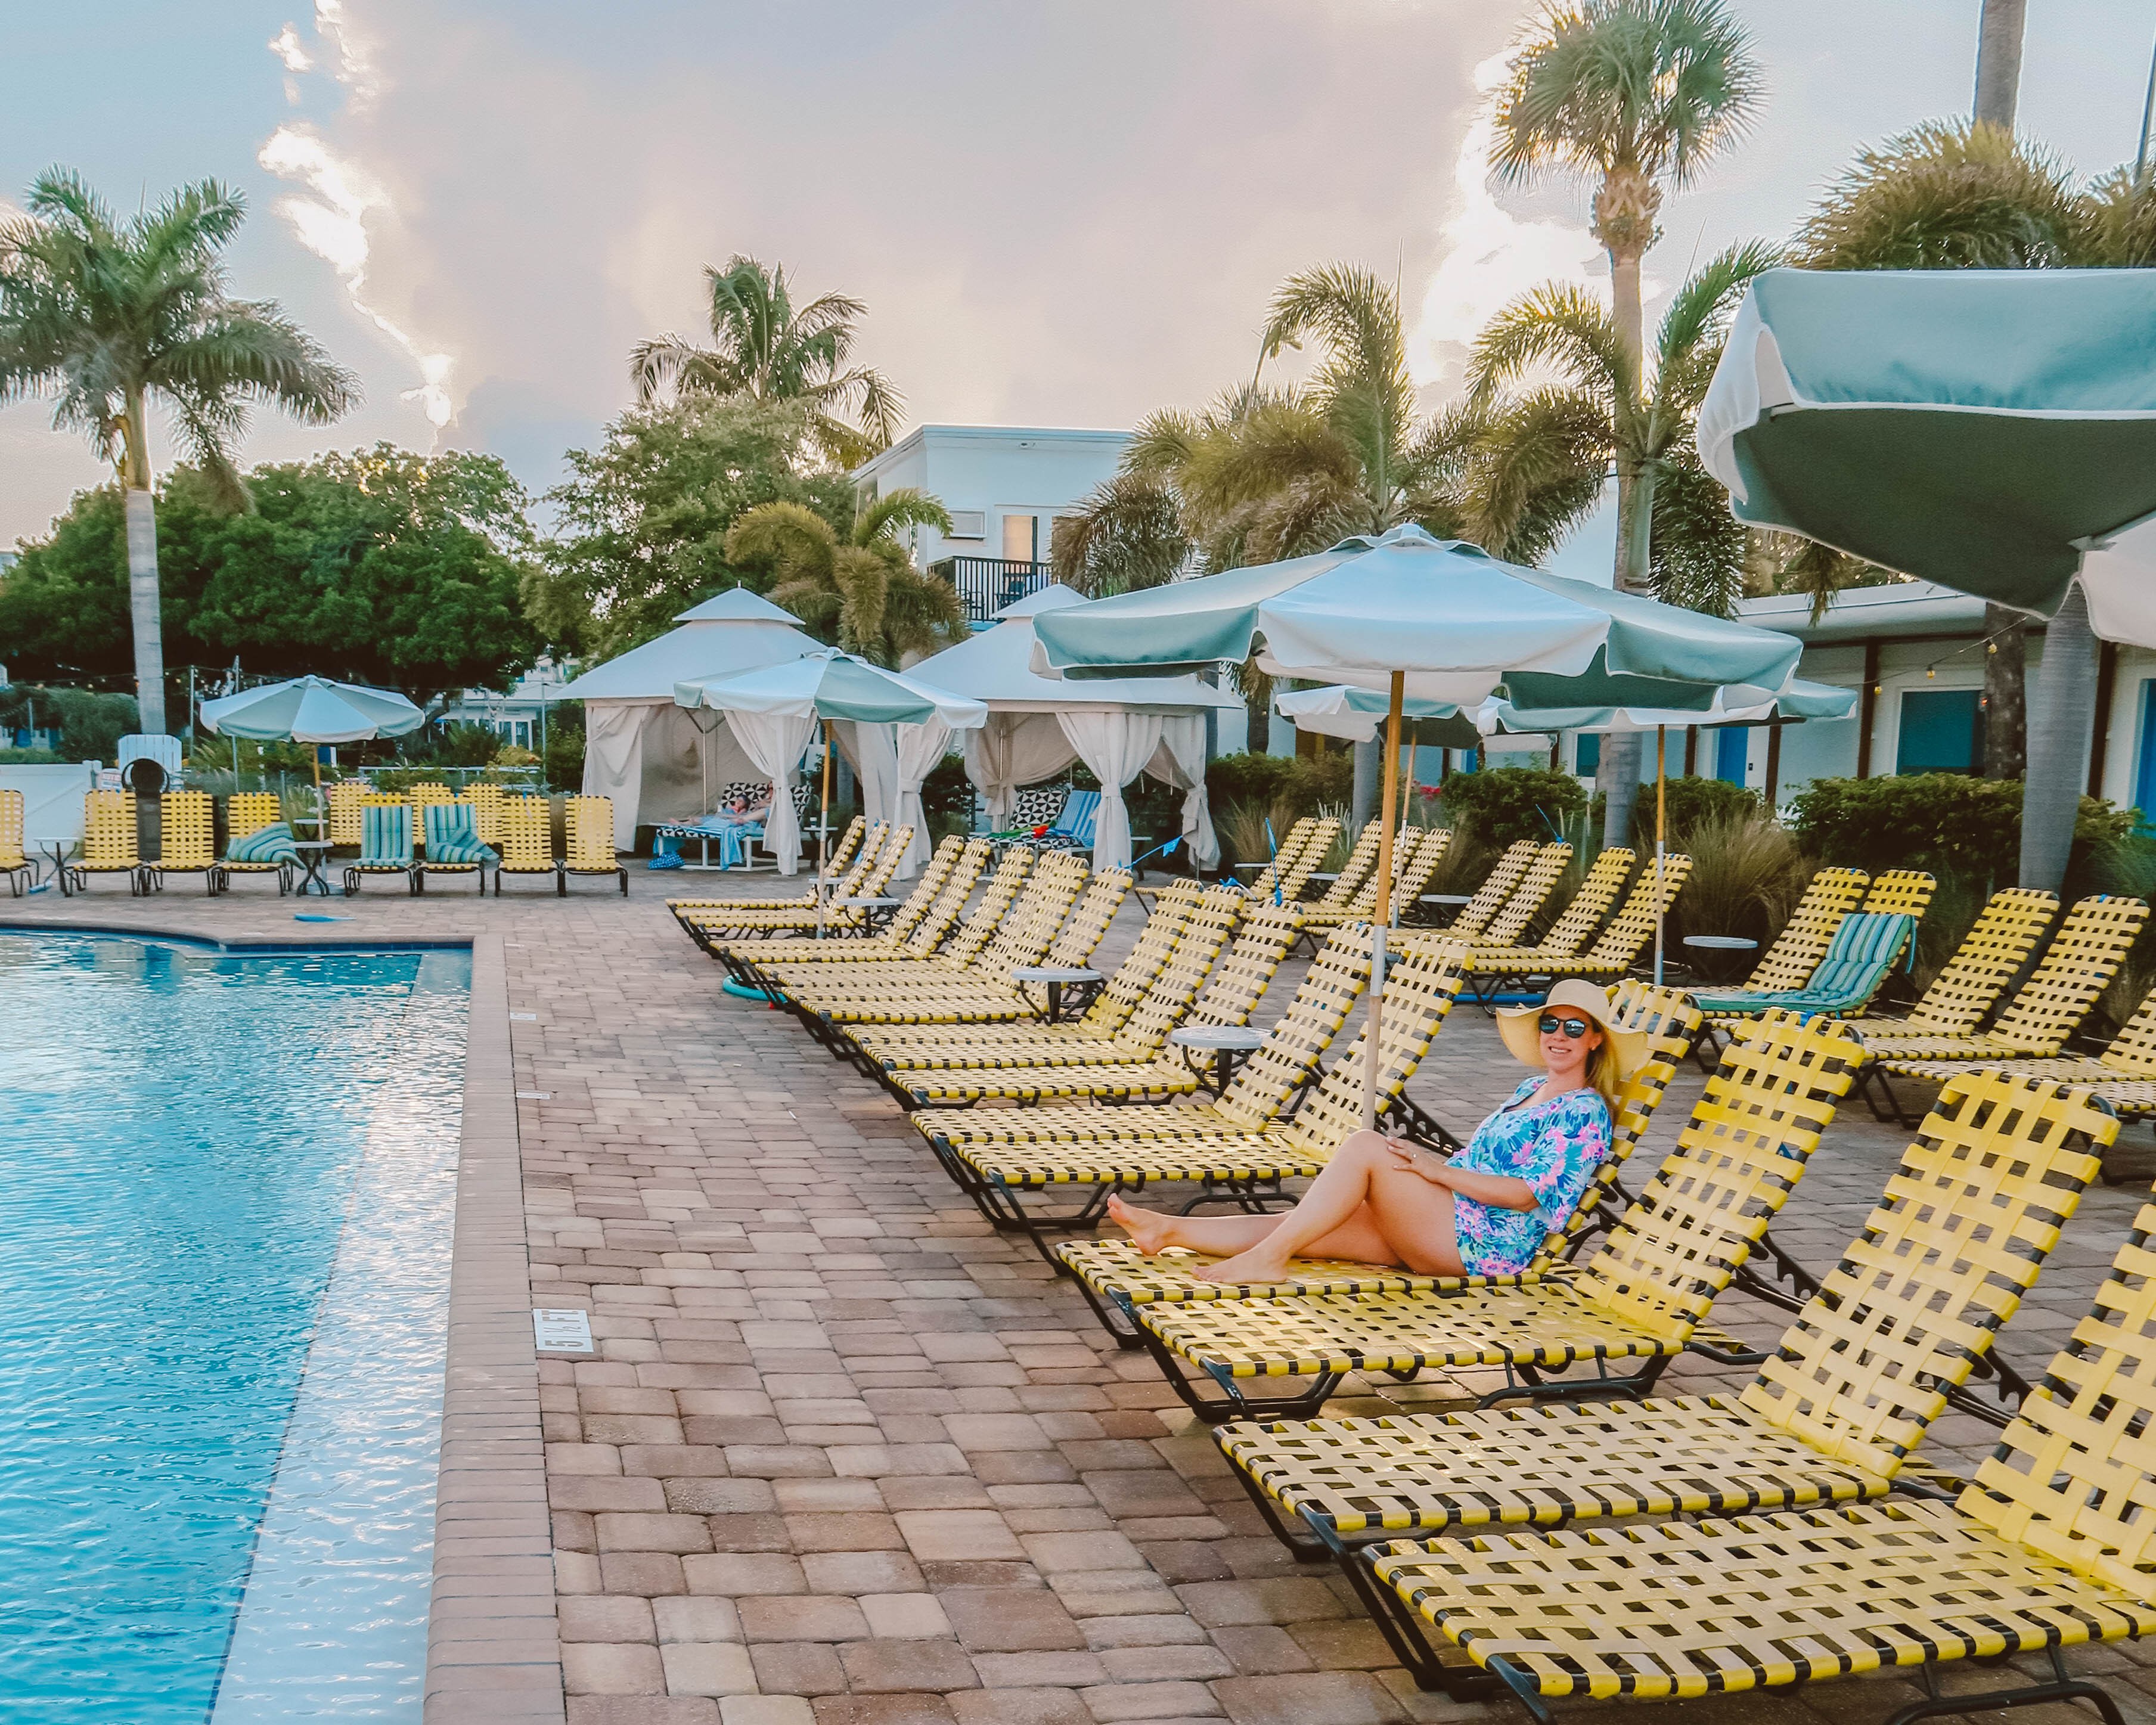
[930,556,1054,623]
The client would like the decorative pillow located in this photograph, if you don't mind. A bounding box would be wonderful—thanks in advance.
[227,822,299,864]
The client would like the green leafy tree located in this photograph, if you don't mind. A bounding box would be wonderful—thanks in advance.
[723,490,965,666]
[190,445,542,702]
[532,396,853,661]
[0,170,357,730]
[630,255,902,469]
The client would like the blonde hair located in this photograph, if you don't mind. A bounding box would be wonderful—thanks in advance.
[1584,1035,1623,1112]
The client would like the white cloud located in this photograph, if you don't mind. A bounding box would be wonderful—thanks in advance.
[268,23,313,73]
[258,124,455,430]
[1409,49,1608,389]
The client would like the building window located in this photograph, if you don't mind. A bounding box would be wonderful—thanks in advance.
[947,510,985,539]
[1002,513,1038,563]
[1714,726,1749,785]
[1896,688,1983,774]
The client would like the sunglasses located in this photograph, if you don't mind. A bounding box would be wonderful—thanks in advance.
[1538,1016,1595,1039]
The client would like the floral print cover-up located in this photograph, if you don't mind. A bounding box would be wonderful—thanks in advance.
[1447,1077,1612,1276]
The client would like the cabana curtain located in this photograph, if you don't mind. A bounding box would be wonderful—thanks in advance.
[725,709,815,873]
[1056,711,1164,873]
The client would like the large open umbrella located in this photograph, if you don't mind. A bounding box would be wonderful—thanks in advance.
[1034,524,1804,1125]
[675,648,986,907]
[198,675,426,834]
[1698,267,2156,889]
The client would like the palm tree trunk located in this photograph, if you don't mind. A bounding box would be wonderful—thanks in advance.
[121,396,167,734]
[1242,661,1270,755]
[1983,606,2026,778]
[2021,584,2097,891]
[1974,0,2026,130]
[1595,232,1652,851]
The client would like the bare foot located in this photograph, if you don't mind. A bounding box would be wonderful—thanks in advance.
[1191,1246,1294,1286]
[1106,1193,1177,1255]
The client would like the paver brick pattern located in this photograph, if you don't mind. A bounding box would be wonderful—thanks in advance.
[20,868,2156,1725]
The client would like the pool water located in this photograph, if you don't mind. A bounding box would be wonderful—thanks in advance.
[0,934,469,1721]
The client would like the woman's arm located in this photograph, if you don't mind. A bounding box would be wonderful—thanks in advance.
[1383,1143,1537,1211]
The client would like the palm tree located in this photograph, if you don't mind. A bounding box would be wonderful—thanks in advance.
[0,170,357,732]
[724,489,964,666]
[1494,0,1763,839]
[1050,471,1192,597]
[631,256,902,470]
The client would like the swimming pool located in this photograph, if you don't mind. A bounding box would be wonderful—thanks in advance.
[0,933,469,1722]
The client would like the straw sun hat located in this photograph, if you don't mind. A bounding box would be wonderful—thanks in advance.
[1495,981,1652,1081]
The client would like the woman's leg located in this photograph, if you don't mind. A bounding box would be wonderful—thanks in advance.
[1108,1134,1465,1282]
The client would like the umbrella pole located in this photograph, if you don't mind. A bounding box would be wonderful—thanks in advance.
[1654,725,1667,986]
[1363,672,1405,1133]
[312,750,325,843]
[815,722,834,939]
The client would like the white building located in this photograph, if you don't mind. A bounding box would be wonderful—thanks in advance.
[849,425,1129,625]
[439,655,578,752]
[1532,580,2156,815]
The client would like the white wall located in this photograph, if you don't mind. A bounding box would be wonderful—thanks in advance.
[852,427,1129,569]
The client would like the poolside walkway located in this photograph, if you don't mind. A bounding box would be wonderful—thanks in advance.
[15,867,2156,1725]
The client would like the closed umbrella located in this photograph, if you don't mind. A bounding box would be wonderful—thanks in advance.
[675,648,986,920]
[198,675,426,836]
[1034,525,1804,1125]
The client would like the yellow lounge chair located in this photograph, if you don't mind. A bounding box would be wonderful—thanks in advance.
[1426,849,1635,1005]
[677,823,917,938]
[326,778,368,846]
[221,792,297,894]
[749,848,1034,995]
[1215,1068,2110,1577]
[668,817,877,929]
[492,795,561,895]
[0,789,33,895]
[1882,972,2156,1120]
[563,795,628,895]
[1298,827,1457,939]
[407,780,454,853]
[66,790,147,895]
[151,790,221,895]
[414,801,492,893]
[1353,1168,2156,1724]
[716,839,994,981]
[1128,1011,1860,1422]
[460,781,505,848]
[1856,893,2150,1124]
[1834,886,2059,1041]
[1429,841,1540,941]
[1055,982,1701,1346]
[1242,815,1340,906]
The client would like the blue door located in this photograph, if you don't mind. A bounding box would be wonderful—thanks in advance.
[1714,727,1749,785]
[2136,681,2156,826]
[1574,733,1600,775]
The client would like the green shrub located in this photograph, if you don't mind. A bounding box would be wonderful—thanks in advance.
[1431,766,1587,848]
[922,753,975,839]
[543,714,585,793]
[0,746,63,765]
[0,683,139,762]
[1203,750,1354,824]
[1668,812,1810,950]
[1785,774,2130,887]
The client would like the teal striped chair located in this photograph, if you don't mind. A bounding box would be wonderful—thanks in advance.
[342,801,415,896]
[415,802,496,894]
[1692,911,1919,1023]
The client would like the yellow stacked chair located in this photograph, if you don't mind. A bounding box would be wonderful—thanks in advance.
[326,778,368,846]
[407,780,454,853]
[460,781,505,848]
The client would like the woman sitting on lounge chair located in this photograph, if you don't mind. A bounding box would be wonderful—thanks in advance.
[653,785,775,870]
[1105,981,1640,1283]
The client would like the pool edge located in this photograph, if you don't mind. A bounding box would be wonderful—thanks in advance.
[424,932,566,1724]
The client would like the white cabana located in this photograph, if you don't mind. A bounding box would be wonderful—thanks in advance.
[675,650,987,877]
[906,585,1239,873]
[557,588,821,850]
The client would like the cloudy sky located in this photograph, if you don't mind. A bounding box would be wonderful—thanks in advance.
[5,0,2154,576]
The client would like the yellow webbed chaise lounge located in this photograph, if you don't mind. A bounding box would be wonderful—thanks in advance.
[1352,1149,2156,1725]
[678,823,914,939]
[151,790,221,895]
[222,791,297,895]
[1832,886,2059,1043]
[705,836,987,979]
[0,788,34,896]
[492,795,562,895]
[1855,893,2149,1124]
[1429,848,1634,1004]
[1055,981,1702,1347]
[668,817,878,933]
[1424,840,1539,941]
[1294,826,1456,941]
[1240,815,1339,907]
[563,795,629,895]
[747,847,1034,994]
[1214,1069,2111,1566]
[1881,973,2156,1121]
[1128,1010,1862,1423]
[65,790,147,895]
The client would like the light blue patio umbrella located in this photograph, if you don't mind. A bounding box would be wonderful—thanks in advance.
[199,675,426,833]
[1035,525,1805,1122]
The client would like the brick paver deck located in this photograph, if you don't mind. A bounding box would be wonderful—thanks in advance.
[14,864,2156,1725]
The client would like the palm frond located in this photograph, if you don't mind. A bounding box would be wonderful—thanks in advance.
[1647,446,1746,615]
[723,500,839,587]
[853,486,951,547]
[1797,119,2080,270]
[1050,472,1192,596]
[1654,238,1780,380]
[1467,281,1632,407]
